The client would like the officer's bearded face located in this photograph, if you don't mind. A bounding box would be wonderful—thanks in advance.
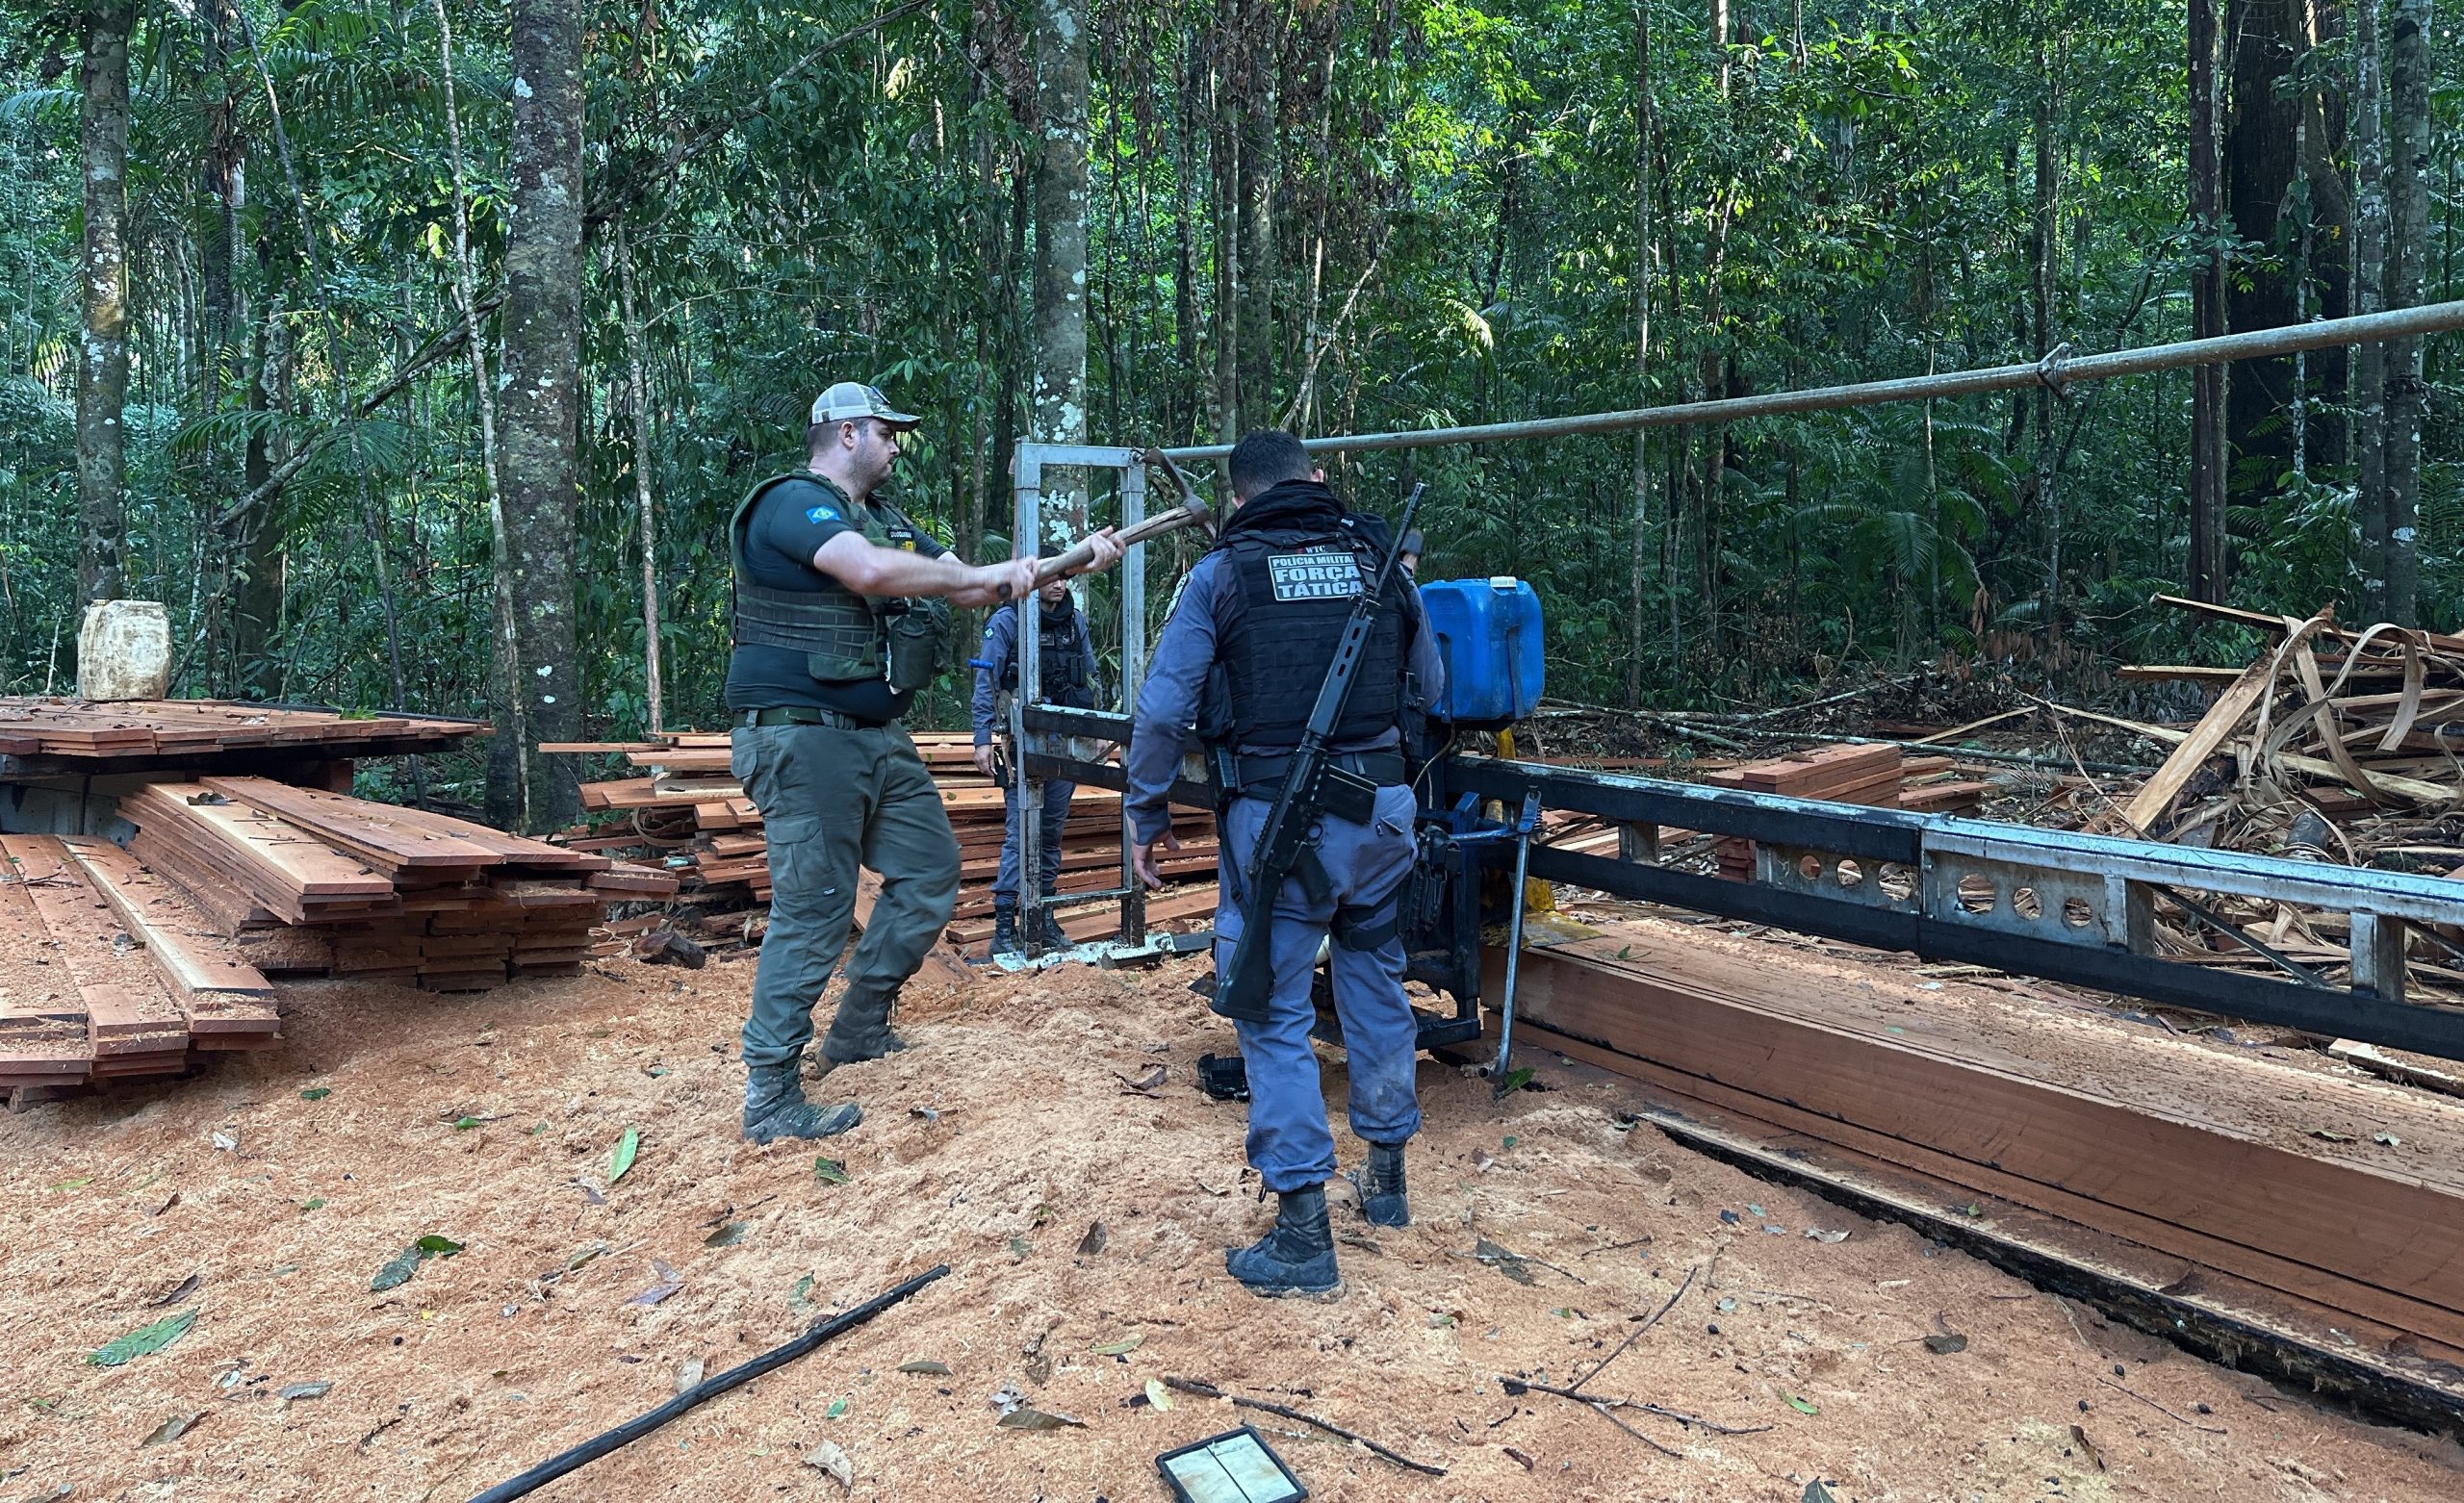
[852,420,904,493]
[1038,577,1070,606]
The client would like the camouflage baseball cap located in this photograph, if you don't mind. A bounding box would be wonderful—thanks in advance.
[809,381,922,429]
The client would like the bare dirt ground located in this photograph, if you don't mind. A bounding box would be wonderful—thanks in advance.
[5,932,2462,1502]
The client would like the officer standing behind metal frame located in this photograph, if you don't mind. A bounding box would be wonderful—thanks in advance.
[1124,429,1445,1299]
[970,549,1102,956]
[727,381,1120,1143]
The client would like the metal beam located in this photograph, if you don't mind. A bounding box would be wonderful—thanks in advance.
[1157,300,2464,460]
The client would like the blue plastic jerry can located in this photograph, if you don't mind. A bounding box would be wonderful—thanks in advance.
[1418,576,1544,726]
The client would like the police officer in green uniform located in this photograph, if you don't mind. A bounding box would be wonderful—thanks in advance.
[728,381,1119,1141]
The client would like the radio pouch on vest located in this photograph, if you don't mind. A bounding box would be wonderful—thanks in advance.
[883,597,953,693]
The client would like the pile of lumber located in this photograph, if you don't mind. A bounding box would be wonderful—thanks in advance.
[0,697,485,770]
[116,777,674,991]
[1,833,280,1092]
[1535,745,1989,870]
[575,730,1217,954]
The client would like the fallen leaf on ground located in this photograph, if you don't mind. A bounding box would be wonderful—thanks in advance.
[629,1261,683,1307]
[299,1087,330,1101]
[150,1273,201,1308]
[278,1381,332,1401]
[802,1439,854,1489]
[813,1157,850,1185]
[997,1406,1087,1430]
[1145,1378,1171,1412]
[1472,1237,1539,1286]
[606,1126,641,1184]
[90,1309,198,1367]
[897,1360,951,1376]
[1804,1228,1850,1244]
[1090,1334,1145,1357]
[704,1222,748,1248]
[674,1358,705,1394]
[1803,1483,1838,1503]
[826,1397,849,1418]
[1784,1391,1820,1414]
[1503,1445,1536,1471]
[2070,1422,2107,1471]
[1115,1064,1167,1094]
[1077,1222,1108,1256]
[1923,1333,1968,1355]
[142,1411,205,1445]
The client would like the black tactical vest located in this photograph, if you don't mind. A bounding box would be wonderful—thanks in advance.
[1000,602,1096,708]
[1211,483,1406,752]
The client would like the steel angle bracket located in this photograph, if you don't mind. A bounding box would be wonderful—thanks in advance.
[1444,755,2464,1064]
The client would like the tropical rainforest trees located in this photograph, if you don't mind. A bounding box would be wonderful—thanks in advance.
[0,0,2455,821]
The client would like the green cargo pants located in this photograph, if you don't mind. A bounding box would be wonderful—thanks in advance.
[731,721,960,1070]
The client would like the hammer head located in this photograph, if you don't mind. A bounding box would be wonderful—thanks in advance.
[1142,448,1218,538]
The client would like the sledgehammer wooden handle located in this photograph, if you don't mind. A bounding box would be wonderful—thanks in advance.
[1010,449,1215,593]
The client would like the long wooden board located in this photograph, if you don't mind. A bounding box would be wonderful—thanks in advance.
[1494,935,2464,1349]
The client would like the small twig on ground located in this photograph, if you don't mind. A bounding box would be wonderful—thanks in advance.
[1578,1236,1655,1259]
[1164,1376,1447,1476]
[1571,1263,1697,1395]
[1498,1377,1684,1457]
[1630,1401,1772,1437]
[2093,1375,2227,1434]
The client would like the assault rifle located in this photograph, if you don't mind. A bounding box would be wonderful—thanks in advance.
[1213,483,1425,1023]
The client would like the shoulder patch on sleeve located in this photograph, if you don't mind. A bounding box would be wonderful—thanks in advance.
[805,504,840,524]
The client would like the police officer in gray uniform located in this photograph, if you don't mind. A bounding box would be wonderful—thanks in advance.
[1124,429,1444,1298]
[970,550,1101,955]
[728,382,1118,1142]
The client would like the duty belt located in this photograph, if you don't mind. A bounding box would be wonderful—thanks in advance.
[738,706,872,730]
[1220,749,1407,826]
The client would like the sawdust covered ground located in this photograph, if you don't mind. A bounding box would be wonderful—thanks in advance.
[4,942,2461,1502]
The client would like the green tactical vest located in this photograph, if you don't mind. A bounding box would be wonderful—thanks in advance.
[729,471,906,683]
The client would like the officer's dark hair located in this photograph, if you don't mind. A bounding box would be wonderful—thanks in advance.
[1226,429,1314,500]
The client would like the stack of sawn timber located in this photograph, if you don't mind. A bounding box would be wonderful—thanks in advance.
[0,832,279,1090]
[117,777,675,992]
[1705,743,1907,880]
[575,730,1218,952]
[0,697,487,763]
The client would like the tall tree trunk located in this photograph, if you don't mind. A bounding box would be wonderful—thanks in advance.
[1211,8,1242,444]
[614,221,665,733]
[494,0,587,830]
[233,292,285,698]
[2301,8,2351,470]
[1028,0,1091,544]
[77,0,133,605]
[433,0,521,793]
[2224,0,2303,516]
[1234,0,1277,426]
[1627,0,1655,706]
[2352,0,2388,620]
[1173,47,1201,446]
[2380,0,2430,625]
[2033,33,2061,639]
[2188,0,2229,600]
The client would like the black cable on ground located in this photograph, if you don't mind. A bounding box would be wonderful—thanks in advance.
[465,1263,951,1502]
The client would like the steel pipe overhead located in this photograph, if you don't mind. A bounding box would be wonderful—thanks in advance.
[1158,299,2464,461]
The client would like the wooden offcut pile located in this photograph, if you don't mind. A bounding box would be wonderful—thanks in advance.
[573,730,1217,954]
[116,777,674,992]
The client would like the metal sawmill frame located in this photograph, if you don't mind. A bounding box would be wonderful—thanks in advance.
[1001,301,2464,1025]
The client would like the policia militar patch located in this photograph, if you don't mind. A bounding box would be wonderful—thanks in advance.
[1266,548,1363,602]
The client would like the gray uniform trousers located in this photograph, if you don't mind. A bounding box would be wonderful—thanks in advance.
[1218,782,1424,1192]
[731,722,960,1068]
[992,776,1076,904]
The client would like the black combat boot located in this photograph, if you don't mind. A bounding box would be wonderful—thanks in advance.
[1226,1185,1342,1298]
[989,903,1023,958]
[1031,904,1070,951]
[818,985,909,1073]
[1358,1140,1410,1228]
[742,1057,860,1143]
